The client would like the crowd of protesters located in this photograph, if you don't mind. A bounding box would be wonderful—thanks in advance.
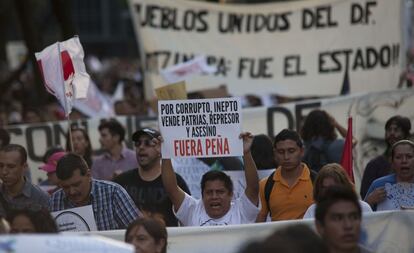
[0,107,412,252]
[0,0,412,251]
[0,16,413,242]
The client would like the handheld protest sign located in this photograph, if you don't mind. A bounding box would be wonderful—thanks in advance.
[158,97,243,158]
[155,81,188,100]
[52,205,98,232]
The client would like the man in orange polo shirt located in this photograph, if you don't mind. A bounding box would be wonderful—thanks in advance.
[256,129,314,222]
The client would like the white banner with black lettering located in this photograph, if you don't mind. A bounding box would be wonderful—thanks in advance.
[91,210,414,253]
[128,0,403,98]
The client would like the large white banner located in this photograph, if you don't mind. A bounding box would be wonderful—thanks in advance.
[0,235,134,253]
[6,89,414,192]
[128,0,403,98]
[92,210,414,253]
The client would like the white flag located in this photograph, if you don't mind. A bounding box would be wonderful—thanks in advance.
[73,80,115,118]
[35,36,90,116]
[112,81,125,102]
[160,55,217,84]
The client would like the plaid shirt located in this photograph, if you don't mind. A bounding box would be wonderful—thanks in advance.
[49,179,140,231]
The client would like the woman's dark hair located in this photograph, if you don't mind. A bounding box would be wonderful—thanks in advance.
[65,127,93,167]
[251,134,277,170]
[301,110,337,141]
[125,217,167,253]
[385,115,411,139]
[7,208,58,233]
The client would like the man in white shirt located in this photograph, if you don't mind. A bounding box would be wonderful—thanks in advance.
[158,132,260,226]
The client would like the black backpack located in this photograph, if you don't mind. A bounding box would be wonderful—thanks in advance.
[303,141,332,173]
[264,169,317,217]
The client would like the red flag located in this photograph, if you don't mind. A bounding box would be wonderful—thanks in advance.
[341,116,354,182]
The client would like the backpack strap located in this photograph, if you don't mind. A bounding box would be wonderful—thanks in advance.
[264,171,276,217]
[309,169,318,184]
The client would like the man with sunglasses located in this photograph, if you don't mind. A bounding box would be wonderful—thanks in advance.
[113,128,190,226]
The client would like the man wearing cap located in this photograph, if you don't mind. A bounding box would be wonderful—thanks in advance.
[92,119,138,180]
[39,150,66,194]
[113,128,190,226]
[0,144,49,216]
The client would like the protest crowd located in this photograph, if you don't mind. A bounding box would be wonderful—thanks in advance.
[1,0,414,252]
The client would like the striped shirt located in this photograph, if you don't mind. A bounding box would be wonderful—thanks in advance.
[49,179,140,231]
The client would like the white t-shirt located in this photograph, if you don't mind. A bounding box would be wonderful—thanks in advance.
[303,200,373,219]
[175,192,260,226]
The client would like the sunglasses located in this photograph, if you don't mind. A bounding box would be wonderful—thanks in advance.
[134,139,153,147]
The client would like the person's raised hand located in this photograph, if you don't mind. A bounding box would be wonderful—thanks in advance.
[240,132,254,154]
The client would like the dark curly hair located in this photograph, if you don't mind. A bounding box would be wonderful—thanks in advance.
[8,208,58,233]
[301,110,337,141]
[385,115,411,138]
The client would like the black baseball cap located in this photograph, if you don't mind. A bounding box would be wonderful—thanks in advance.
[132,128,160,141]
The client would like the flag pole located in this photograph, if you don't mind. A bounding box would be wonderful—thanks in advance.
[57,41,74,152]
[57,42,70,116]
[67,114,74,152]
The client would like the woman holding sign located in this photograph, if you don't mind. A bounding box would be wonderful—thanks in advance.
[365,140,414,211]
